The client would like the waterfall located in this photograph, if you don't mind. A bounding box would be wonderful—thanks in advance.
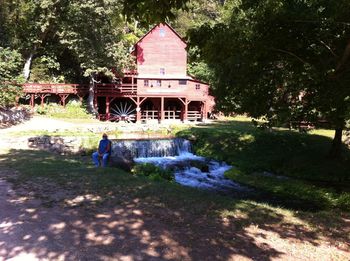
[111,137,250,194]
[111,138,191,159]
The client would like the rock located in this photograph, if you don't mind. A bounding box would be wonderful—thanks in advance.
[109,156,134,172]
[188,160,209,172]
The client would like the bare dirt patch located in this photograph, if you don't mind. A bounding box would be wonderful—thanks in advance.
[0,167,349,261]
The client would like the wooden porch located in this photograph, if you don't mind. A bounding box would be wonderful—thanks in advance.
[21,83,209,123]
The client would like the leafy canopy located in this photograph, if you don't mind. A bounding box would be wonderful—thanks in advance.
[190,0,350,128]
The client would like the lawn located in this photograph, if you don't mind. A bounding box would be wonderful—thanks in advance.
[0,117,349,259]
[0,148,349,259]
[177,117,350,211]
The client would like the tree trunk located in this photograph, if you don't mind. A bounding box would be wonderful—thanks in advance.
[329,125,344,159]
[87,74,98,115]
[23,53,34,81]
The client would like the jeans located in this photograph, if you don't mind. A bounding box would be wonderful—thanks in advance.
[92,152,110,167]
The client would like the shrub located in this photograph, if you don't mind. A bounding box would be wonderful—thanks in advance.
[34,101,92,119]
[0,47,24,107]
[131,163,174,181]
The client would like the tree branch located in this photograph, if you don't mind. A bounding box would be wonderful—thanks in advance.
[319,40,338,58]
[271,48,308,64]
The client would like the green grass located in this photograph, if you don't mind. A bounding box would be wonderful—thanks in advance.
[177,117,350,210]
[0,148,348,245]
[35,101,93,119]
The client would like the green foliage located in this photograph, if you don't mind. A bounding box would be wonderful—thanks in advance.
[187,61,214,84]
[123,0,189,24]
[35,101,92,119]
[30,55,64,83]
[189,0,350,154]
[226,170,350,211]
[131,163,173,181]
[0,85,23,107]
[0,47,24,107]
[178,118,350,210]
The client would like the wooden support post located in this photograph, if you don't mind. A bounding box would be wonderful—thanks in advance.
[39,94,49,107]
[59,94,69,107]
[202,101,207,121]
[184,98,188,122]
[136,96,141,123]
[160,97,165,122]
[77,95,84,102]
[30,94,35,108]
[106,97,110,121]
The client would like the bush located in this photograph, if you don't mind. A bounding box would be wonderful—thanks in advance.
[0,85,23,107]
[35,101,92,119]
[131,163,174,181]
[0,47,24,107]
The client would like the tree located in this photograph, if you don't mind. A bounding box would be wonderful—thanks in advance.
[58,0,134,114]
[189,0,350,158]
[0,47,23,107]
[123,0,189,24]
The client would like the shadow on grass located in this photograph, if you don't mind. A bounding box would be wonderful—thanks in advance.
[0,149,349,260]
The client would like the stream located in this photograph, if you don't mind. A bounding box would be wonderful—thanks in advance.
[112,138,250,193]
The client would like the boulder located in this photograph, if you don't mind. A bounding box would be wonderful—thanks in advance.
[109,156,134,172]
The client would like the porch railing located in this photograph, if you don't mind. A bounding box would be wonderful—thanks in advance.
[164,110,181,120]
[142,110,159,120]
[22,83,137,95]
[95,83,137,95]
[23,83,89,94]
[187,110,202,121]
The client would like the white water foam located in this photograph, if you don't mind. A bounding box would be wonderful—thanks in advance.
[134,150,247,192]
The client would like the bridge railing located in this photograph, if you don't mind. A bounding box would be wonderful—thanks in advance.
[23,83,89,94]
[22,83,137,95]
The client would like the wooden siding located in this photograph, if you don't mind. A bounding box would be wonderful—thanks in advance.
[136,24,187,77]
[136,79,209,100]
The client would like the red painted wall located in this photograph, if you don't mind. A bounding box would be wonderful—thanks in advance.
[136,24,187,77]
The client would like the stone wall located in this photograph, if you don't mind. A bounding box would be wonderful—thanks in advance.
[27,136,83,154]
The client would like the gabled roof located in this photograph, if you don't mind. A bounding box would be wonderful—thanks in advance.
[134,22,187,47]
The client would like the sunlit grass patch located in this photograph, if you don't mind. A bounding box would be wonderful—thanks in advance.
[177,116,350,211]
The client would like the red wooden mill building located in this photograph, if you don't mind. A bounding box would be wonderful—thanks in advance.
[23,23,215,123]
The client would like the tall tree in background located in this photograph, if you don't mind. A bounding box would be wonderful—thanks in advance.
[123,0,189,24]
[58,0,133,114]
[190,0,350,158]
[0,0,190,113]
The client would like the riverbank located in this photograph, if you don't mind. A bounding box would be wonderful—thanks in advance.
[178,117,350,211]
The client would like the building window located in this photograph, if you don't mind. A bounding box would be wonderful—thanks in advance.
[179,80,187,85]
[195,84,200,90]
[160,68,165,75]
[159,28,165,37]
[156,80,162,87]
[144,80,149,87]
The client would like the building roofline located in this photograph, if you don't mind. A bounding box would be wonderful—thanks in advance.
[134,22,187,47]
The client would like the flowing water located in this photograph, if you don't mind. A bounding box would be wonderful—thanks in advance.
[112,138,249,193]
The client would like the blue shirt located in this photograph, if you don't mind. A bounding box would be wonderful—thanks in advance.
[98,139,111,154]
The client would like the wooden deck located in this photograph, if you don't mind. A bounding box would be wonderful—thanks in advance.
[20,83,209,122]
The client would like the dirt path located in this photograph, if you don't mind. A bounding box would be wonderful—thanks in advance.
[0,168,349,261]
[0,173,190,261]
